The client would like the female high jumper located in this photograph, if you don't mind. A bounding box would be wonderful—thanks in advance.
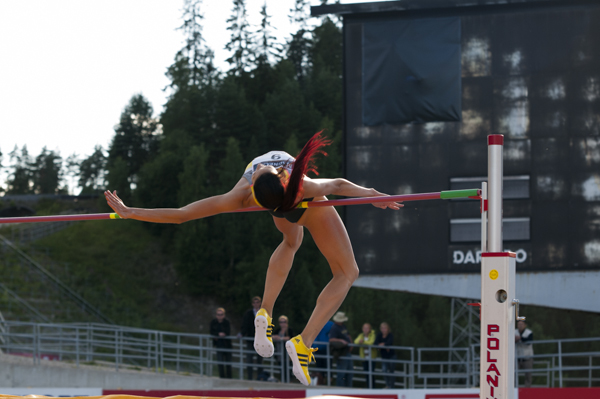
[104,131,401,385]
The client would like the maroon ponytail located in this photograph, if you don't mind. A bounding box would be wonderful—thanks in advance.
[278,131,331,212]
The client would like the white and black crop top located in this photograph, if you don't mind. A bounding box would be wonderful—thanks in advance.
[243,151,295,185]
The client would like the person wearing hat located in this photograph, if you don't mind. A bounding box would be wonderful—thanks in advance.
[329,311,354,387]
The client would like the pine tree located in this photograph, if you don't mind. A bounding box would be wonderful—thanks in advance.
[225,0,254,76]
[163,0,218,147]
[176,0,217,87]
[287,0,311,82]
[284,134,300,155]
[213,77,267,161]
[174,138,246,296]
[308,17,343,132]
[262,73,322,148]
[255,2,281,68]
[177,144,210,207]
[134,130,194,211]
[63,153,80,195]
[78,146,107,194]
[6,146,33,195]
[107,94,160,188]
[244,2,280,106]
[31,147,63,194]
[106,157,131,204]
[173,144,210,294]
[289,0,310,29]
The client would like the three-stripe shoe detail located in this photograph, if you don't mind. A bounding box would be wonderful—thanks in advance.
[267,323,273,339]
[297,352,313,367]
[286,334,318,386]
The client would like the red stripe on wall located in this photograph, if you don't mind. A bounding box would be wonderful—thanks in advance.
[519,388,600,399]
[102,390,306,398]
[337,395,398,399]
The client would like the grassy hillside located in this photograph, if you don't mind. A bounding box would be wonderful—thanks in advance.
[31,219,218,332]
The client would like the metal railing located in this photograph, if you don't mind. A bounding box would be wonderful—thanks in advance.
[470,337,600,388]
[3,221,73,244]
[0,320,598,388]
[418,347,472,388]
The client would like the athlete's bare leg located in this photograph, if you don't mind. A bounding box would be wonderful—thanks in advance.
[298,205,359,347]
[260,216,304,316]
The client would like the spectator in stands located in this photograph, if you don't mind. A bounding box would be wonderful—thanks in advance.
[312,320,333,385]
[241,296,263,380]
[329,311,353,387]
[515,319,534,387]
[354,322,376,388]
[273,315,295,380]
[375,322,396,389]
[273,315,295,346]
[210,307,232,379]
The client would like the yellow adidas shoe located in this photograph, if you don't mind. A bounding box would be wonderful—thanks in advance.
[254,308,274,357]
[286,334,317,386]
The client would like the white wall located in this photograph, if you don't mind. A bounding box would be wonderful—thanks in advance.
[354,271,600,313]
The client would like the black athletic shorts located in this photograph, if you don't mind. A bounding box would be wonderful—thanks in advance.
[268,198,313,224]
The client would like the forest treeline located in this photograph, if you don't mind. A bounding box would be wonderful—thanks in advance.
[1,0,598,346]
[1,0,359,335]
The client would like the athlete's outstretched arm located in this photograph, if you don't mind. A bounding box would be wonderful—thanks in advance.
[105,178,251,224]
[302,177,403,210]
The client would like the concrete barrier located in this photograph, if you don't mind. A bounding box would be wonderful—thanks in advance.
[0,353,294,390]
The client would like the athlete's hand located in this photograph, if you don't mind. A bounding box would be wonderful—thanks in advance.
[373,201,403,210]
[104,190,132,219]
[371,193,403,210]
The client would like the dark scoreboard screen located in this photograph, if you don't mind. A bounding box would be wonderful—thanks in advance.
[341,1,600,275]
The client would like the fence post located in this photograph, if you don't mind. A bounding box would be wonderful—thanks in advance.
[589,355,592,388]
[58,325,62,361]
[6,324,10,355]
[148,332,152,370]
[418,348,422,388]
[410,347,415,389]
[156,332,160,373]
[177,334,181,373]
[515,350,519,388]
[210,337,215,378]
[160,332,164,374]
[239,337,244,380]
[199,335,203,376]
[326,343,331,386]
[466,347,470,389]
[76,326,80,367]
[368,351,372,389]
[277,341,283,383]
[33,324,37,365]
[558,341,563,387]
[115,329,119,372]
[551,354,556,386]
[86,327,91,362]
